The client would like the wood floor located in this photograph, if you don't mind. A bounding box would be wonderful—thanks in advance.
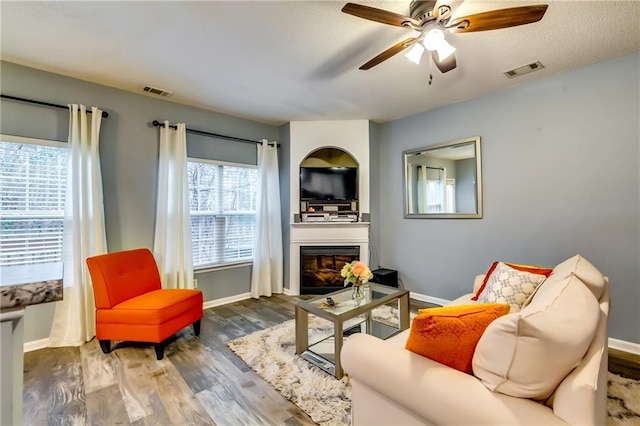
[23,295,639,425]
[609,348,640,380]
[24,295,319,426]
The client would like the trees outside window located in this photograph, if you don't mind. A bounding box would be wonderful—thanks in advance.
[188,159,257,268]
[0,136,67,270]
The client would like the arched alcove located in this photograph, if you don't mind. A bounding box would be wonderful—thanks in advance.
[300,147,357,168]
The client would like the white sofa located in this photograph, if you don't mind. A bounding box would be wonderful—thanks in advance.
[341,255,609,425]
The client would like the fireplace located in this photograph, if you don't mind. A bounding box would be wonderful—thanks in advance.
[300,245,359,294]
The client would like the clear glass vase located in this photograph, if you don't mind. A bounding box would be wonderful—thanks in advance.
[352,284,363,300]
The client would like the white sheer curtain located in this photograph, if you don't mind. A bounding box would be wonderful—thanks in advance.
[425,167,446,213]
[417,166,427,213]
[251,142,283,298]
[153,121,194,289]
[439,168,448,212]
[49,104,107,347]
[407,165,415,212]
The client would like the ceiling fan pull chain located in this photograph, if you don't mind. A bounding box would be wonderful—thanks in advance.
[428,55,434,86]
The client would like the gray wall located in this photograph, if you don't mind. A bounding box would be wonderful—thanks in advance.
[376,53,639,343]
[1,61,279,342]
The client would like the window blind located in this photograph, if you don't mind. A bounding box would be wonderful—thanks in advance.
[0,140,68,267]
[188,159,257,268]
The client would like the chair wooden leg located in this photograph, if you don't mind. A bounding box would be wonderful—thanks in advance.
[193,319,201,336]
[154,342,165,360]
[98,340,111,354]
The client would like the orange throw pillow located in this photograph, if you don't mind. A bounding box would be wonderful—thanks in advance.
[405,304,511,374]
[472,261,553,301]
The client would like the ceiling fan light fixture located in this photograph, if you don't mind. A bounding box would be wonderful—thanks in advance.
[405,43,425,64]
[342,2,549,72]
[423,28,445,51]
[436,39,456,61]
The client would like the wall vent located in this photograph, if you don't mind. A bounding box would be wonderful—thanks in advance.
[504,61,545,78]
[142,85,173,97]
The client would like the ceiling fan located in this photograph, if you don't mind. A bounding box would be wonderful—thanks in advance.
[342,0,548,75]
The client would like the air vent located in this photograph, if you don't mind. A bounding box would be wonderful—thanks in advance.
[504,61,545,78]
[142,85,173,97]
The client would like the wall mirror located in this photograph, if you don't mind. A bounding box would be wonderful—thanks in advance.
[403,136,482,219]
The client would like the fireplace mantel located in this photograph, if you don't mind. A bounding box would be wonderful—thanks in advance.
[290,222,370,243]
[289,222,370,295]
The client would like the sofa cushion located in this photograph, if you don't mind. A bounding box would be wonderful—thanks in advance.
[526,255,607,315]
[449,292,476,306]
[548,254,606,300]
[405,304,510,374]
[472,261,553,301]
[473,274,485,294]
[476,262,548,312]
[472,274,599,400]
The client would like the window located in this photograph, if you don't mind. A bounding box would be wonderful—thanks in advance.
[188,159,257,269]
[426,180,444,213]
[0,135,68,268]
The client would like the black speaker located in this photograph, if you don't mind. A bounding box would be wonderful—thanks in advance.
[371,268,398,287]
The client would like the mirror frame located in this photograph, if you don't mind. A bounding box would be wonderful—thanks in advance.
[403,136,483,219]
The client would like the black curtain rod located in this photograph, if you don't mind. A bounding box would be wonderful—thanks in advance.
[418,166,444,170]
[152,120,279,147]
[1,94,109,118]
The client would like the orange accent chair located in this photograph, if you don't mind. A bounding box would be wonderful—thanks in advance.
[86,248,203,360]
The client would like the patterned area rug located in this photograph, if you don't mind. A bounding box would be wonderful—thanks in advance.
[227,311,640,425]
[608,373,640,425]
[228,314,352,425]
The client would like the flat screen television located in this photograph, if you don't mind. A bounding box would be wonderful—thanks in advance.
[300,167,357,201]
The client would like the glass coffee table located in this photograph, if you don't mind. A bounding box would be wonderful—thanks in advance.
[295,283,410,379]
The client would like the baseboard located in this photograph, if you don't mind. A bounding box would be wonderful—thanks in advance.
[409,291,450,307]
[24,338,49,353]
[609,338,640,355]
[203,292,251,310]
[283,287,293,296]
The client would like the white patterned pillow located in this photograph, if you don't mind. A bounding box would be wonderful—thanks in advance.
[477,262,547,312]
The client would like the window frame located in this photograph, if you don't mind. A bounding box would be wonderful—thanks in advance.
[1,133,67,150]
[187,156,257,272]
[0,133,68,281]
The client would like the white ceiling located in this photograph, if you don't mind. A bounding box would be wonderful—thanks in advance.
[2,1,639,126]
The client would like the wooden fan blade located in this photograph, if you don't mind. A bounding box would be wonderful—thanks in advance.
[447,5,548,33]
[342,3,418,27]
[432,50,457,73]
[359,38,417,70]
